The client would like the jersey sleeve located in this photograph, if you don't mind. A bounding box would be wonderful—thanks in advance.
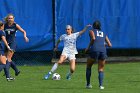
[74,32,80,38]
[59,34,66,41]
[0,31,5,38]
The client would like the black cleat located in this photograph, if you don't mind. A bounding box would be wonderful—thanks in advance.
[15,71,20,76]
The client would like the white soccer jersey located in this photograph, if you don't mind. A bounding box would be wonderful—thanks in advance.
[60,32,80,55]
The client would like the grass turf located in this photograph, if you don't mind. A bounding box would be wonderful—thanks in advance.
[0,62,140,93]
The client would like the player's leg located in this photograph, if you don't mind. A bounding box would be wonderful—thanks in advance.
[0,64,5,72]
[86,52,98,88]
[44,55,66,79]
[0,54,6,72]
[0,54,15,81]
[98,52,107,89]
[7,43,20,76]
[4,60,11,78]
[86,58,94,88]
[98,59,105,89]
[66,54,76,80]
[66,59,75,80]
[10,61,20,76]
[51,55,66,72]
[3,50,14,80]
[4,50,13,77]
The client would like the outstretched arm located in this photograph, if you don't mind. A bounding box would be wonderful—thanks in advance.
[16,24,29,42]
[79,24,92,35]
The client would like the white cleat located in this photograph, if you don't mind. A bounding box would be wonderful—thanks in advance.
[7,77,15,81]
[86,84,92,89]
[99,86,104,89]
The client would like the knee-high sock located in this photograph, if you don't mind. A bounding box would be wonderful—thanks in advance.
[98,71,104,86]
[50,63,58,73]
[0,64,6,72]
[86,67,91,86]
[11,61,19,73]
[4,61,11,78]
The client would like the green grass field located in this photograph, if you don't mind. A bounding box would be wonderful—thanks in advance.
[0,62,140,93]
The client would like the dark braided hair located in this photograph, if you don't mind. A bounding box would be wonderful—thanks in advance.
[93,20,101,30]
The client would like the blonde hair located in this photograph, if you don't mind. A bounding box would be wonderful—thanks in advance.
[4,13,15,23]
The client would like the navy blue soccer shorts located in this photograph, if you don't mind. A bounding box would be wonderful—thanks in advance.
[89,51,107,60]
[5,42,17,52]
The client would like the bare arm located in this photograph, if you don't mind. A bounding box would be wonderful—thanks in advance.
[85,30,95,52]
[54,39,61,51]
[16,24,29,42]
[79,24,92,35]
[105,36,112,47]
[2,36,10,50]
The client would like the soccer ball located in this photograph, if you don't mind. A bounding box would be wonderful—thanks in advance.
[52,73,61,80]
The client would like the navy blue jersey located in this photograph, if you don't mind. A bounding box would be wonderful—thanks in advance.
[4,23,18,43]
[90,29,106,53]
[0,30,5,51]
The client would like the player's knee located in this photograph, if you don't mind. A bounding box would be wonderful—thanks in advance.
[57,62,62,64]
[57,59,64,64]
[98,67,104,71]
[87,62,93,68]
[99,69,104,72]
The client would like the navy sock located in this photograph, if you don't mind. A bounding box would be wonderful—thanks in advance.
[0,64,6,72]
[98,71,104,86]
[11,61,19,73]
[4,61,11,78]
[86,67,91,86]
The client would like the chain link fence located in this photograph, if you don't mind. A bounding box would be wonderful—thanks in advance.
[12,49,140,66]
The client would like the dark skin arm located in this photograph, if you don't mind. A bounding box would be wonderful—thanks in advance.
[105,36,112,47]
[85,30,95,52]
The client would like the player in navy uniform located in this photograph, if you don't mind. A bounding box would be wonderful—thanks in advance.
[85,21,112,89]
[0,21,15,81]
[4,14,29,79]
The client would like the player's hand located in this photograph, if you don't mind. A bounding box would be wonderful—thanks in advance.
[86,24,92,27]
[24,36,29,42]
[7,46,13,52]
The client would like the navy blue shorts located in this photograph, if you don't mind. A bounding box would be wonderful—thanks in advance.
[89,51,107,60]
[5,42,17,52]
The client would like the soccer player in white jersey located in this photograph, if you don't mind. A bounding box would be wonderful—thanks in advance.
[44,24,91,80]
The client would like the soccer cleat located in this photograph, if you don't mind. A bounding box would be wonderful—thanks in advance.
[44,72,51,80]
[66,74,71,80]
[7,77,15,81]
[99,86,104,89]
[15,71,20,76]
[86,84,92,89]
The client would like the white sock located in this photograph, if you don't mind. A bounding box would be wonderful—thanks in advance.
[50,63,58,73]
